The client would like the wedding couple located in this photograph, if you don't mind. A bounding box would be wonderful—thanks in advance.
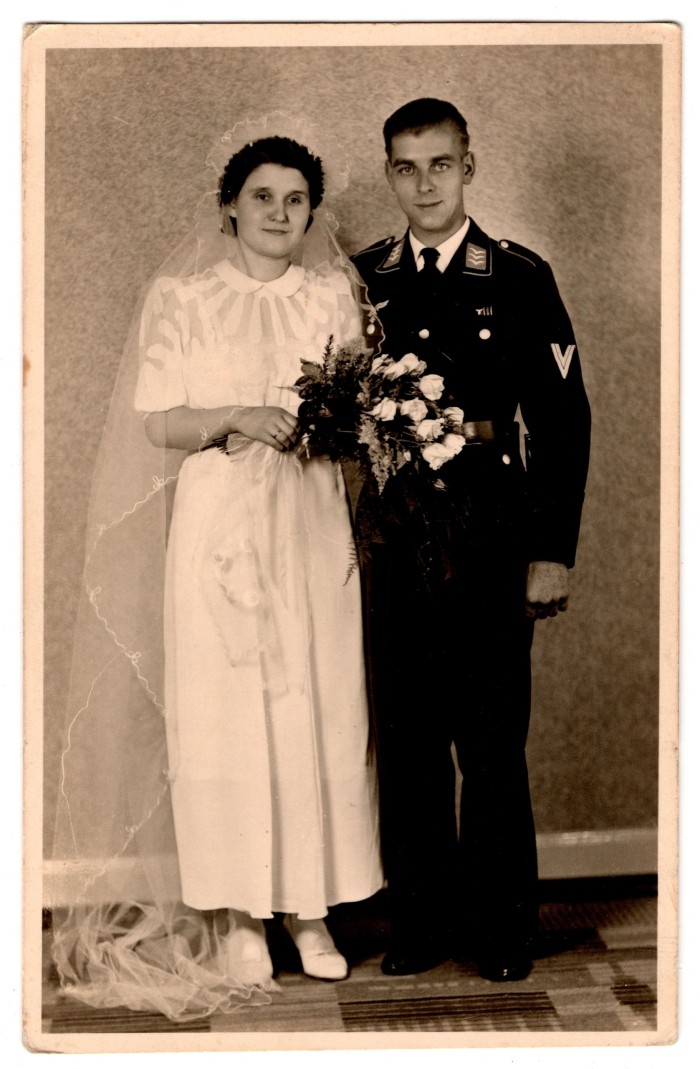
[54,98,590,1020]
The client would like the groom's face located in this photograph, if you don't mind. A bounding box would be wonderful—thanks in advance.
[385,122,475,246]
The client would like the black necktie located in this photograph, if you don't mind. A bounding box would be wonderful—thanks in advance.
[420,246,441,282]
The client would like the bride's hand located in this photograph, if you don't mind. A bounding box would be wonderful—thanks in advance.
[232,406,300,452]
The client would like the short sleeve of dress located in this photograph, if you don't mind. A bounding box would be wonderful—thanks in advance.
[134,277,189,413]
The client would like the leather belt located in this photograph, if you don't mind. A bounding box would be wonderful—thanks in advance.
[460,419,495,443]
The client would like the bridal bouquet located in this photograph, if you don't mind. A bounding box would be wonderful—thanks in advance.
[294,337,467,493]
[295,337,478,585]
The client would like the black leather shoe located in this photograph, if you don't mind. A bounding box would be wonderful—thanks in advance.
[381,945,451,976]
[477,954,532,982]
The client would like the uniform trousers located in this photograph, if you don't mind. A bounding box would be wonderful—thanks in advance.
[362,445,539,958]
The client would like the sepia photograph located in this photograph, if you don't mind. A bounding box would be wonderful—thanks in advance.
[22,19,680,1053]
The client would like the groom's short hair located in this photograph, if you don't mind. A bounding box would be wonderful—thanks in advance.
[383,98,470,158]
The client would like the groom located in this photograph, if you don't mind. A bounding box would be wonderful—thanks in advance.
[352,99,591,981]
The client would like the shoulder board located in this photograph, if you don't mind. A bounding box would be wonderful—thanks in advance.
[495,237,542,268]
[352,236,396,258]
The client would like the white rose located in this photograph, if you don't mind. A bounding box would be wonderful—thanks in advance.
[418,374,445,400]
[441,432,466,458]
[442,406,464,427]
[398,353,426,375]
[416,418,445,441]
[371,355,391,375]
[421,442,451,470]
[371,398,398,421]
[400,398,429,422]
[383,353,427,380]
[381,361,404,381]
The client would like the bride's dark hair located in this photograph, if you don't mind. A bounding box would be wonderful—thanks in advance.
[218,135,325,210]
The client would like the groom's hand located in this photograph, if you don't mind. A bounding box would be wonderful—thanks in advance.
[525,560,569,619]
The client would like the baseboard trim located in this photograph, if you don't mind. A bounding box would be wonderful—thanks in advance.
[44,829,658,907]
[536,827,658,879]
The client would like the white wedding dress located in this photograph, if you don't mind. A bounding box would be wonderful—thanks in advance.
[134,259,382,920]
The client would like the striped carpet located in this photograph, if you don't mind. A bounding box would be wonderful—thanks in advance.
[42,877,658,1035]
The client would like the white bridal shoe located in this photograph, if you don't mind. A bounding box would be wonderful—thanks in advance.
[284,915,349,981]
[225,916,274,987]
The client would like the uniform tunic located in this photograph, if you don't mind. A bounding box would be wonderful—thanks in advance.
[352,222,591,955]
[135,260,382,919]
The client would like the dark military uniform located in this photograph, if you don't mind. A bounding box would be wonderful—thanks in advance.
[352,220,591,963]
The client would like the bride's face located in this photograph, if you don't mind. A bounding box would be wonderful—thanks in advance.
[229,163,311,266]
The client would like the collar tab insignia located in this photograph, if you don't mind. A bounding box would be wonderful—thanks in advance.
[465,243,488,270]
[463,242,491,274]
[378,236,405,272]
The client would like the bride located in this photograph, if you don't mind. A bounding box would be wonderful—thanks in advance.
[52,118,382,1021]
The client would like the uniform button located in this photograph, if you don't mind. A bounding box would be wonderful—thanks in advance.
[479,328,491,340]
[502,454,511,465]
[418,328,430,339]
[367,323,376,335]
[500,240,509,248]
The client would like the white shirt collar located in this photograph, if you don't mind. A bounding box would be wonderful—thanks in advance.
[213,260,305,296]
[409,217,471,273]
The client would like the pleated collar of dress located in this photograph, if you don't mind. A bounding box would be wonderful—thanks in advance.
[212,259,305,296]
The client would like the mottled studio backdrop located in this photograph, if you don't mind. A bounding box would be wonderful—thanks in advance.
[44,45,661,851]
